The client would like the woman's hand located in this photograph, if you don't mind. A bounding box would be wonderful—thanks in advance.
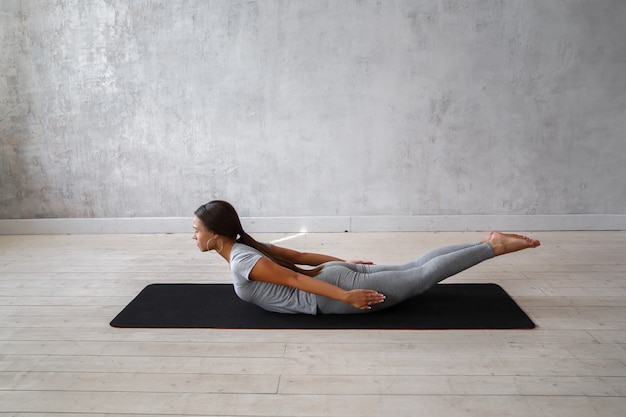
[346,260,375,265]
[344,289,386,310]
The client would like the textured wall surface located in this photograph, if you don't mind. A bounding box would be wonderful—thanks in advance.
[1,0,625,219]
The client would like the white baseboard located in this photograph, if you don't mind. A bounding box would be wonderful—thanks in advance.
[1,214,625,234]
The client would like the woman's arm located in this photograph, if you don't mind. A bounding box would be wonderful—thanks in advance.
[270,244,372,266]
[249,257,385,310]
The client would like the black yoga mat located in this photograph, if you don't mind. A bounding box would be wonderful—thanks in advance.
[110,283,535,329]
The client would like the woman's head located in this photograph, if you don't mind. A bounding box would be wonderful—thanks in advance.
[193,199,321,276]
[194,200,243,239]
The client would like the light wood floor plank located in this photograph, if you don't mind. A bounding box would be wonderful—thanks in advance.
[0,340,287,357]
[2,355,625,377]
[278,375,626,396]
[0,371,279,394]
[1,391,624,416]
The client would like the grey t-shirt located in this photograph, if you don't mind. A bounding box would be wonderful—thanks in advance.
[230,242,317,314]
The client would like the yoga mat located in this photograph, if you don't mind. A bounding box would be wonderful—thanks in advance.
[110,283,535,329]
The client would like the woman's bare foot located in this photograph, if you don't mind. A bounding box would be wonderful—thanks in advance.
[485,232,541,256]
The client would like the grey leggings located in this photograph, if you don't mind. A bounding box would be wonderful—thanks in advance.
[314,241,495,314]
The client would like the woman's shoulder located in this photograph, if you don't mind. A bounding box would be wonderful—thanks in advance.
[230,243,267,265]
[230,243,267,278]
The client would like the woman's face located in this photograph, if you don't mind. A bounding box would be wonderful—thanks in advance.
[192,216,213,252]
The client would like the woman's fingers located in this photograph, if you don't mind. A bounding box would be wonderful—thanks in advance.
[348,260,375,265]
[346,289,385,309]
[359,290,386,309]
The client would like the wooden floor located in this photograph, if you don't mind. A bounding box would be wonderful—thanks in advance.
[0,231,625,416]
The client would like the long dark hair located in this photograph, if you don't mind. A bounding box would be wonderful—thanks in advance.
[194,200,322,277]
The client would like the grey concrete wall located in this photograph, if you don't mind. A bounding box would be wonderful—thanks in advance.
[1,0,625,220]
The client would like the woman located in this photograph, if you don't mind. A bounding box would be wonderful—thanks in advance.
[193,200,540,315]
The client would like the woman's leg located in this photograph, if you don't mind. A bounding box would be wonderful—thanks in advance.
[366,242,484,272]
[324,242,483,274]
[316,242,495,314]
[315,232,540,314]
